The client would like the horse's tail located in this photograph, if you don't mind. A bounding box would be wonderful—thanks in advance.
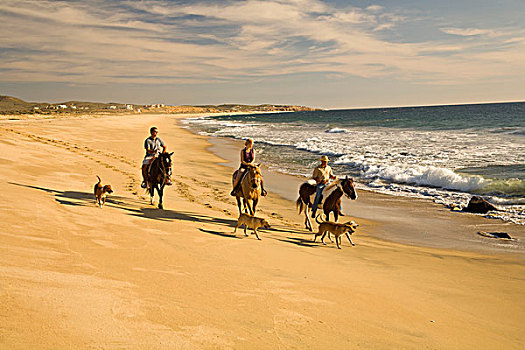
[296,197,304,214]
[96,175,101,184]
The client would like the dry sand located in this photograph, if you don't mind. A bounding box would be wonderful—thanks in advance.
[0,113,524,349]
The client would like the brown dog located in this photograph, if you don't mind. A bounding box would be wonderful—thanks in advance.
[93,175,113,208]
[233,213,271,240]
[314,214,358,249]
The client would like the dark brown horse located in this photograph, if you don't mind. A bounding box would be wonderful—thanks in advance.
[232,164,263,215]
[147,152,173,209]
[296,176,357,231]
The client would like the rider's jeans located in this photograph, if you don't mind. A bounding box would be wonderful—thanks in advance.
[311,183,325,216]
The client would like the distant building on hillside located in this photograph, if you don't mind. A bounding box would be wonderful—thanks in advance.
[109,105,117,109]
[58,104,67,109]
[126,104,133,110]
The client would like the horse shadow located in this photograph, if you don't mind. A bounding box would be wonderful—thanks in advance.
[11,182,320,247]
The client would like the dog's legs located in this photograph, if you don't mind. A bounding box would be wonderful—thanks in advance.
[254,228,261,240]
[321,231,327,245]
[243,224,248,237]
[345,232,355,246]
[336,235,342,249]
[233,222,239,233]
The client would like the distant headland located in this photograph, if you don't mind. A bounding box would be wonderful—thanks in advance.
[0,95,320,115]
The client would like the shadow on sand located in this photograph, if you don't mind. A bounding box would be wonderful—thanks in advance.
[11,182,319,246]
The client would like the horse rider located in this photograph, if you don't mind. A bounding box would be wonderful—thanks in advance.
[311,155,337,218]
[141,126,172,188]
[230,138,267,196]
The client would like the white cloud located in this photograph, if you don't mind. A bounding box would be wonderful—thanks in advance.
[440,27,494,36]
[0,0,523,88]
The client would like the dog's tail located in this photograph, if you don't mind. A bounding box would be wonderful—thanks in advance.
[315,212,326,225]
[296,197,304,214]
[96,175,101,184]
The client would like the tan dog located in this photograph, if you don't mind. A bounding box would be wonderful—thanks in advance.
[233,213,271,240]
[314,214,358,249]
[93,175,113,208]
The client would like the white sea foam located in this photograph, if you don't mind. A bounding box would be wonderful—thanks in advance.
[183,115,525,224]
[326,128,347,133]
[360,164,485,192]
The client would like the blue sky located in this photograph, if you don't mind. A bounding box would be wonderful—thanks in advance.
[0,0,524,108]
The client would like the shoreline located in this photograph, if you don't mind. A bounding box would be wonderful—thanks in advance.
[196,123,525,255]
[1,112,524,349]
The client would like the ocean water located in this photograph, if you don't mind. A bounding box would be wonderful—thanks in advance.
[182,102,525,225]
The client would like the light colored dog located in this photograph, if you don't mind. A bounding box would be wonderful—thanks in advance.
[93,175,113,208]
[314,214,358,249]
[233,213,271,240]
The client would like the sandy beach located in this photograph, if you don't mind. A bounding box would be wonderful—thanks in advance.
[1,113,524,349]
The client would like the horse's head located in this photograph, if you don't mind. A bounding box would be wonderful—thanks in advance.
[247,164,262,190]
[341,176,358,200]
[160,152,174,177]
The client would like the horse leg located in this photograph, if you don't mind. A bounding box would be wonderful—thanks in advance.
[246,200,254,216]
[149,184,154,205]
[333,210,339,223]
[158,185,164,209]
[305,206,313,232]
[252,197,258,215]
[236,197,243,216]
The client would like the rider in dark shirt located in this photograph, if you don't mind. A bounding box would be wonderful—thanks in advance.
[230,138,267,196]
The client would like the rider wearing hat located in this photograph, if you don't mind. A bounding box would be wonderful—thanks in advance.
[311,155,337,218]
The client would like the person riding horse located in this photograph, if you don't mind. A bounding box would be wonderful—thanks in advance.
[311,155,337,218]
[231,138,267,196]
[141,126,172,189]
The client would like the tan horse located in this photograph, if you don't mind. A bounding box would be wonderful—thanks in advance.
[232,164,263,215]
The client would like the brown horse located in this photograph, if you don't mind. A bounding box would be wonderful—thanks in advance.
[232,164,263,215]
[296,176,357,231]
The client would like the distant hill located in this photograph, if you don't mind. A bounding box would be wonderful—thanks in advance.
[0,95,35,113]
[0,95,319,115]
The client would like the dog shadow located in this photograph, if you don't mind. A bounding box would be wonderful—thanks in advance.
[12,182,321,247]
[8,182,136,207]
[275,236,320,248]
[198,228,241,239]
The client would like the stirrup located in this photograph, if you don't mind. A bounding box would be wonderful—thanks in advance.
[141,181,147,188]
[262,189,268,196]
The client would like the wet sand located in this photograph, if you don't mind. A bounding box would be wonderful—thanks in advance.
[0,113,524,349]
